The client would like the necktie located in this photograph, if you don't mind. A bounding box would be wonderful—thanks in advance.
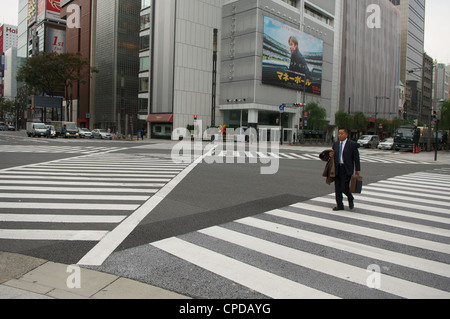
[339,142,343,164]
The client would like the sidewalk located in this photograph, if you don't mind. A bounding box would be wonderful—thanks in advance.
[386,150,450,164]
[0,252,190,299]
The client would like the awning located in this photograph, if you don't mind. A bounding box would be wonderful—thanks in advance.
[147,114,174,123]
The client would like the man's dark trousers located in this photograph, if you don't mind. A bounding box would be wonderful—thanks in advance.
[334,164,354,209]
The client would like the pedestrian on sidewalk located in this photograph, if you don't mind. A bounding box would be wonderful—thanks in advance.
[330,128,361,211]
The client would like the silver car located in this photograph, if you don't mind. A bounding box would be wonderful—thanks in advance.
[357,135,380,149]
[92,129,113,140]
[79,128,93,139]
[378,137,394,150]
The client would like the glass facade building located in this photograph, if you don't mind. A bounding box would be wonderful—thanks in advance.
[94,0,140,132]
[391,0,426,121]
[339,0,401,122]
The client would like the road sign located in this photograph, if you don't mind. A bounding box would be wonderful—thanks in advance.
[279,105,285,112]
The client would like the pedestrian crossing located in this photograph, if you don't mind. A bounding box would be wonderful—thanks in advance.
[201,150,430,165]
[0,153,190,241]
[0,145,127,155]
[150,169,450,299]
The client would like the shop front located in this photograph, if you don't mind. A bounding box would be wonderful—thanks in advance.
[147,114,173,139]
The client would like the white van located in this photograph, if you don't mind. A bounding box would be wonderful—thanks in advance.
[357,135,380,149]
[27,123,48,137]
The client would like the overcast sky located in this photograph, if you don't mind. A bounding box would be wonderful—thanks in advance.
[0,0,449,65]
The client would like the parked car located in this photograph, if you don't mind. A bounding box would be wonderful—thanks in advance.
[378,137,394,150]
[79,128,93,139]
[357,135,380,149]
[0,122,6,131]
[92,129,113,140]
[7,124,15,131]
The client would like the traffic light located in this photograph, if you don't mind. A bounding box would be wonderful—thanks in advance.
[30,106,34,111]
[194,115,198,121]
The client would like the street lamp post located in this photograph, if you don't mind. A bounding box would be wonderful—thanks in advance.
[435,118,439,161]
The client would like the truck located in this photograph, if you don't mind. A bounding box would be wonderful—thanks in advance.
[52,121,79,138]
[394,125,432,152]
[26,122,48,138]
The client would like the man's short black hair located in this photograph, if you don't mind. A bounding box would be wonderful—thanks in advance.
[338,128,349,134]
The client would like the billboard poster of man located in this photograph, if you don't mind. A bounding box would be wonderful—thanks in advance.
[262,15,323,95]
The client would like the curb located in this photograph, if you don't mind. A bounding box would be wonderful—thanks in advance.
[0,252,190,299]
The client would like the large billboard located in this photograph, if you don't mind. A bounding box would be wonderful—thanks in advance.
[45,26,66,53]
[262,16,323,95]
[37,0,64,23]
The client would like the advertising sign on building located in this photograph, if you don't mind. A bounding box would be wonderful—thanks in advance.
[262,16,323,96]
[37,0,64,23]
[27,0,37,26]
[45,27,66,53]
[46,0,63,22]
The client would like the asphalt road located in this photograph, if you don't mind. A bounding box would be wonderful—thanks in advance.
[1,130,449,299]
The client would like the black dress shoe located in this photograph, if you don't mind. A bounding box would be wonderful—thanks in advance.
[333,207,344,211]
[349,200,354,210]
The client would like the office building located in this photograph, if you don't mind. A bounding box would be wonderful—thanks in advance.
[219,0,339,142]
[140,0,222,139]
[433,63,449,111]
[391,0,426,121]
[0,24,19,99]
[61,0,140,130]
[339,0,401,125]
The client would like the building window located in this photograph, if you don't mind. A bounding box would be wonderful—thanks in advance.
[139,77,149,92]
[281,0,298,8]
[140,56,150,72]
[140,35,149,50]
[304,5,333,26]
[140,13,151,30]
[141,0,151,10]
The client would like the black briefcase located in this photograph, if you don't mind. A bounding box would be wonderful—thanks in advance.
[350,175,363,194]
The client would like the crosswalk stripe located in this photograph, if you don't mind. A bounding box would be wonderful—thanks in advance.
[0,193,149,201]
[407,172,450,180]
[0,202,140,211]
[198,226,450,299]
[0,171,176,178]
[55,163,185,168]
[0,229,108,241]
[352,194,450,215]
[0,186,157,194]
[361,187,450,203]
[377,180,450,193]
[32,164,184,171]
[308,198,450,230]
[151,237,338,299]
[14,168,180,174]
[0,145,128,155]
[266,209,450,254]
[0,214,127,223]
[0,180,166,187]
[370,182,450,196]
[0,175,171,183]
[363,185,449,200]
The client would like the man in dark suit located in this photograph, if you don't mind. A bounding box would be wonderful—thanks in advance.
[331,128,361,211]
